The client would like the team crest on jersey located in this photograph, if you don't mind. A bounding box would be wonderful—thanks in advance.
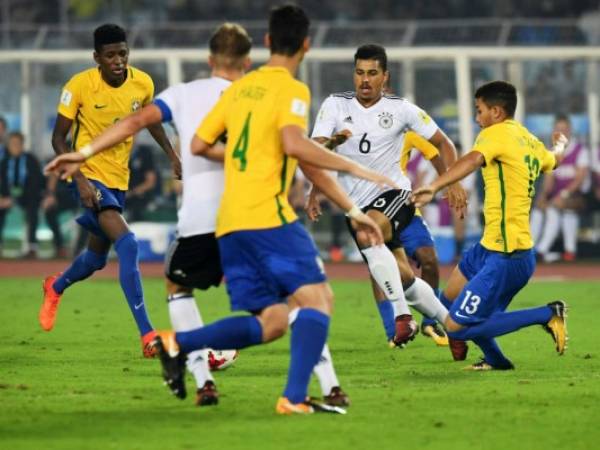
[378,112,393,129]
[131,99,141,112]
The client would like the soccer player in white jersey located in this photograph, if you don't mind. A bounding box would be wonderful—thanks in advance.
[308,44,467,350]
[48,23,252,406]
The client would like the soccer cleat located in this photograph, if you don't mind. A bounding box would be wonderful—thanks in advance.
[141,330,159,358]
[392,314,418,347]
[464,358,515,371]
[275,397,314,415]
[421,322,449,347]
[39,274,63,331]
[448,337,468,361]
[195,380,219,406]
[306,398,347,415]
[152,334,187,399]
[323,386,350,407]
[543,301,568,355]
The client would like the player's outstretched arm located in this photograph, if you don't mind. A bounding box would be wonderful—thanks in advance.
[146,122,182,179]
[300,162,383,246]
[412,151,484,208]
[282,125,398,190]
[45,104,164,179]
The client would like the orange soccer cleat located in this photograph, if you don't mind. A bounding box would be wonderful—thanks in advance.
[39,274,63,331]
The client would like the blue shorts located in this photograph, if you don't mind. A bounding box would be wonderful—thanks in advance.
[399,215,435,259]
[218,221,327,312]
[450,243,536,325]
[70,179,126,240]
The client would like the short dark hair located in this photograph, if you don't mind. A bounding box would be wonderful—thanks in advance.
[268,4,310,56]
[209,23,252,68]
[475,81,517,117]
[354,44,388,72]
[554,113,570,124]
[94,24,127,53]
[8,131,24,142]
[0,116,6,129]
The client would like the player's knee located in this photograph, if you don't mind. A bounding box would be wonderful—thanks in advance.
[259,304,289,342]
[114,232,138,256]
[444,316,463,333]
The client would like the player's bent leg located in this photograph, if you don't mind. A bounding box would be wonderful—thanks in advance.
[40,235,109,331]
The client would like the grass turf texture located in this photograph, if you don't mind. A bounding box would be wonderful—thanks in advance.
[0,278,598,450]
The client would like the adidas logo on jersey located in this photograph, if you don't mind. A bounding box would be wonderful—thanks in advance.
[343,116,353,124]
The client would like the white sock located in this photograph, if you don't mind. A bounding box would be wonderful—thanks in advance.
[289,308,340,396]
[530,208,544,243]
[561,210,579,253]
[536,207,560,254]
[404,278,448,324]
[168,293,213,388]
[361,244,410,315]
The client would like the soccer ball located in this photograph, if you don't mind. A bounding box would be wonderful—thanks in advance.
[207,349,239,371]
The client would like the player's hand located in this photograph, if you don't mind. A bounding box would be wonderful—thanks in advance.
[75,178,100,211]
[171,156,182,180]
[351,212,384,246]
[304,190,322,222]
[326,129,352,150]
[444,182,467,219]
[551,132,568,148]
[44,153,86,180]
[350,165,399,190]
[411,185,436,208]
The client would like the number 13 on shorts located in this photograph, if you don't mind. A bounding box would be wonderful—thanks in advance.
[459,290,481,315]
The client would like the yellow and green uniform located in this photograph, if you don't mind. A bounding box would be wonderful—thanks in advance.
[197,66,310,237]
[472,119,556,253]
[57,66,154,190]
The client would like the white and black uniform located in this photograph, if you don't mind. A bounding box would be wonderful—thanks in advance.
[311,92,439,249]
[154,77,230,289]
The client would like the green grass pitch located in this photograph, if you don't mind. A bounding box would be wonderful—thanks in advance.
[0,277,598,450]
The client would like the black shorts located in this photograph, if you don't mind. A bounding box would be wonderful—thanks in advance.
[346,189,415,251]
[164,233,223,290]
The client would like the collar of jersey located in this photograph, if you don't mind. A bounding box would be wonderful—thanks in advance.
[91,66,131,92]
[352,95,384,111]
[258,65,290,75]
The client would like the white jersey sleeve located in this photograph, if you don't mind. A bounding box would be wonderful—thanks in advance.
[311,96,339,138]
[401,101,439,140]
[155,84,181,120]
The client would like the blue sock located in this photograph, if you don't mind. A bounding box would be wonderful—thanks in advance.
[447,306,553,341]
[377,300,396,340]
[473,337,513,368]
[176,316,263,353]
[53,249,107,294]
[114,232,153,336]
[439,292,453,310]
[283,308,330,404]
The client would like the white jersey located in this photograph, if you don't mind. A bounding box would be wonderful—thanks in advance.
[155,77,230,237]
[312,92,439,207]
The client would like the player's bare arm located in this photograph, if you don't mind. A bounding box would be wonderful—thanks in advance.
[51,113,99,210]
[428,129,467,217]
[281,125,398,190]
[146,121,182,179]
[190,135,226,161]
[300,162,383,246]
[412,151,484,208]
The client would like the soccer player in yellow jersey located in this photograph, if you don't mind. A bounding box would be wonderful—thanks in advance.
[155,5,398,414]
[38,24,181,357]
[413,81,569,370]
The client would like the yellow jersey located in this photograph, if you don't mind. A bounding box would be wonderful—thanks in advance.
[57,66,154,190]
[197,66,310,237]
[400,131,439,217]
[472,119,556,253]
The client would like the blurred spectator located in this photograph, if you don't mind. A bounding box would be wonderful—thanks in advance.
[586,146,600,239]
[42,172,79,258]
[0,132,44,258]
[531,115,589,262]
[0,116,7,160]
[126,144,159,222]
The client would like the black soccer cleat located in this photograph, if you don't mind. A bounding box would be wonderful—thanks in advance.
[152,335,187,399]
[464,358,515,371]
[323,386,350,407]
[195,380,219,406]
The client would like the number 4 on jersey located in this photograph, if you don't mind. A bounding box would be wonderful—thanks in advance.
[232,112,251,171]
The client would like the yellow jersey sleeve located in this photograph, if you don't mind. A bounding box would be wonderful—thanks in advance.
[405,131,439,160]
[196,86,231,145]
[276,81,310,131]
[472,128,502,164]
[141,73,154,105]
[539,142,557,173]
[57,75,82,120]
